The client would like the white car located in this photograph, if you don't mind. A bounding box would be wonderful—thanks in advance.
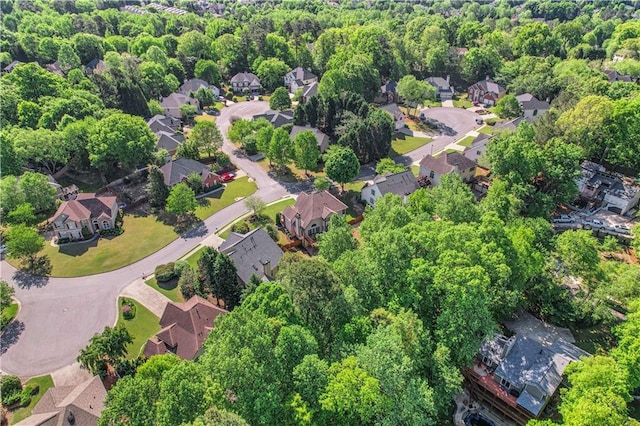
[583,219,605,229]
[552,214,575,224]
[611,224,632,235]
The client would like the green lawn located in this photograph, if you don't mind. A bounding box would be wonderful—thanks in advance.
[477,125,494,135]
[452,95,473,109]
[457,135,475,148]
[411,165,420,177]
[184,246,205,269]
[38,215,179,277]
[1,303,18,330]
[9,375,54,424]
[116,298,161,359]
[195,177,257,220]
[390,134,432,156]
[194,113,216,123]
[145,277,183,303]
[220,198,296,240]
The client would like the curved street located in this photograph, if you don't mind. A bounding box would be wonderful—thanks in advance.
[0,103,477,377]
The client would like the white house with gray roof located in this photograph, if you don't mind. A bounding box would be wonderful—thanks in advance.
[426,76,454,100]
[516,93,550,122]
[219,227,283,285]
[284,67,318,94]
[361,170,419,207]
[179,78,220,98]
[159,93,200,119]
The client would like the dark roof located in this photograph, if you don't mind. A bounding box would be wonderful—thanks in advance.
[160,93,199,109]
[51,193,117,224]
[380,80,397,93]
[516,93,550,111]
[420,152,476,175]
[287,67,317,81]
[230,72,261,86]
[147,114,180,133]
[289,125,329,151]
[379,103,404,121]
[155,131,184,152]
[219,228,283,284]
[3,60,23,72]
[85,59,107,72]
[160,158,213,186]
[303,81,318,98]
[470,77,505,95]
[366,170,419,197]
[46,61,65,76]
[604,69,634,83]
[179,78,218,95]
[253,110,294,128]
[144,296,227,360]
[20,376,106,426]
[426,76,451,90]
[281,191,347,228]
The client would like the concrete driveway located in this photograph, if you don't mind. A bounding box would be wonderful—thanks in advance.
[395,107,483,166]
[0,102,290,378]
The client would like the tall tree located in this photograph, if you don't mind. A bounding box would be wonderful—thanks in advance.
[269,87,292,111]
[324,146,360,192]
[268,128,293,168]
[494,94,523,119]
[18,171,57,213]
[5,224,45,268]
[77,325,133,378]
[256,58,289,92]
[293,130,320,175]
[190,121,223,158]
[0,281,15,311]
[396,75,435,117]
[166,183,197,218]
[317,215,357,263]
[244,195,266,218]
[146,166,170,208]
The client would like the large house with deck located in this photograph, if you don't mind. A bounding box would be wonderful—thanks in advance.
[280,191,347,247]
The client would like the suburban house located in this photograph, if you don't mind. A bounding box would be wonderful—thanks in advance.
[301,81,318,104]
[576,160,640,215]
[493,116,525,133]
[46,61,65,77]
[419,152,476,186]
[160,158,221,189]
[219,227,283,285]
[2,60,23,74]
[252,109,294,128]
[179,78,220,98]
[84,59,107,75]
[604,69,635,83]
[230,72,261,94]
[361,170,420,207]
[516,93,550,122]
[426,76,454,100]
[374,80,398,104]
[159,93,200,119]
[15,376,107,426]
[465,333,588,425]
[463,133,492,169]
[467,77,506,106]
[280,191,348,247]
[47,175,78,201]
[155,130,185,156]
[289,125,330,153]
[379,103,405,130]
[147,2,187,15]
[144,296,227,360]
[284,67,318,94]
[50,193,118,240]
[147,114,180,133]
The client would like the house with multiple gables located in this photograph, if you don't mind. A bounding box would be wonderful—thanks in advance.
[281,191,347,247]
[463,133,492,169]
[230,72,261,94]
[361,170,420,207]
[15,376,107,426]
[379,103,405,130]
[155,130,185,156]
[426,76,454,101]
[253,109,294,128]
[144,296,227,360]
[374,80,398,104]
[160,158,221,189]
[576,160,640,215]
[419,152,476,186]
[159,93,200,119]
[467,76,506,106]
[147,114,184,155]
[219,227,283,285]
[50,193,118,240]
[179,78,220,98]
[516,93,550,122]
[289,125,330,154]
[284,67,318,95]
[465,333,588,425]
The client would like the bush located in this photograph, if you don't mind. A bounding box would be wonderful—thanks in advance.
[275,213,281,227]
[155,262,176,282]
[232,96,239,102]
[257,96,263,101]
[214,152,231,169]
[81,226,92,239]
[0,375,22,405]
[121,299,136,320]
[99,228,123,237]
[225,92,233,100]
[19,387,33,406]
[264,223,278,242]
[173,260,189,277]
[485,117,500,125]
[231,221,250,234]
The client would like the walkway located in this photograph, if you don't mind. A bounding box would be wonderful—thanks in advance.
[120,279,171,318]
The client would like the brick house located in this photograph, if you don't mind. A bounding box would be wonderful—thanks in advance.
[50,193,118,240]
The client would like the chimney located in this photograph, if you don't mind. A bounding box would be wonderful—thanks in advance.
[485,75,490,81]
[446,75,450,85]
[263,260,272,278]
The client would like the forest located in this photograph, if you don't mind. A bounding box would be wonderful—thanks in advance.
[1,0,640,425]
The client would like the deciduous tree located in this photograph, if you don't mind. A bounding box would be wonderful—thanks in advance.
[244,195,266,217]
[293,130,320,175]
[317,215,357,263]
[166,183,197,218]
[396,75,435,117]
[77,325,133,378]
[191,121,223,158]
[269,87,292,111]
[324,146,359,192]
[146,165,170,208]
[5,224,44,267]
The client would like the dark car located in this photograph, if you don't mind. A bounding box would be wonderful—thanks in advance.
[475,118,483,125]
[220,172,235,182]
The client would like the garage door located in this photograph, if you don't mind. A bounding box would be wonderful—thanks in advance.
[608,206,622,214]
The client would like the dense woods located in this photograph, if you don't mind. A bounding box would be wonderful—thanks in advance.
[1,0,640,425]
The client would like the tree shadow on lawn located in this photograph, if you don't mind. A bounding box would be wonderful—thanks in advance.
[267,165,304,183]
[157,277,178,291]
[0,320,25,354]
[181,220,208,239]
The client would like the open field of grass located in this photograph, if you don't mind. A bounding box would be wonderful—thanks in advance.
[457,135,475,148]
[8,375,55,424]
[195,177,257,220]
[390,133,432,156]
[116,298,161,359]
[145,277,183,303]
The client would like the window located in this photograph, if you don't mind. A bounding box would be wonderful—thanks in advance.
[371,189,375,196]
[533,109,538,116]
[500,378,511,389]
[429,171,435,178]
[370,198,375,205]
[102,221,111,230]
[92,220,99,231]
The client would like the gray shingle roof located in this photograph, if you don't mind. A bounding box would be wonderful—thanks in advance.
[179,78,218,95]
[289,125,330,152]
[253,110,294,128]
[147,114,180,132]
[420,152,476,175]
[230,72,261,86]
[219,227,283,284]
[155,131,184,152]
[303,81,318,98]
[367,170,419,197]
[281,191,347,228]
[160,158,212,186]
[471,77,505,95]
[287,67,317,82]
[516,93,550,111]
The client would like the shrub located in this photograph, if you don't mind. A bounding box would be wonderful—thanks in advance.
[264,223,278,242]
[275,213,281,227]
[257,96,263,101]
[81,226,92,239]
[231,221,250,234]
[19,387,33,406]
[121,299,136,320]
[225,92,233,100]
[214,152,231,169]
[0,375,22,405]
[232,96,239,102]
[485,117,500,125]
[155,262,176,282]
[173,260,189,277]
[180,281,196,299]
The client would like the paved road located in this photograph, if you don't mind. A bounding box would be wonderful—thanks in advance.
[0,101,288,377]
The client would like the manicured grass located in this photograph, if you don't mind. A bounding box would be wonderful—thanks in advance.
[9,375,54,424]
[184,246,205,269]
[116,298,161,359]
[452,94,473,109]
[220,198,296,240]
[1,303,18,330]
[390,133,432,156]
[145,277,183,303]
[405,119,433,133]
[257,159,325,183]
[214,101,225,110]
[411,165,420,177]
[457,135,475,148]
[477,125,494,135]
[195,113,216,123]
[195,177,257,220]
[38,215,179,277]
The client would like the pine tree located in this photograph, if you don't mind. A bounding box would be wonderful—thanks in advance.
[146,165,169,208]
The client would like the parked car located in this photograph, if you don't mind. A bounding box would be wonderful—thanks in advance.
[611,224,632,234]
[220,172,235,183]
[0,244,6,256]
[583,218,605,229]
[552,214,575,224]
[476,109,489,115]
[475,118,483,125]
